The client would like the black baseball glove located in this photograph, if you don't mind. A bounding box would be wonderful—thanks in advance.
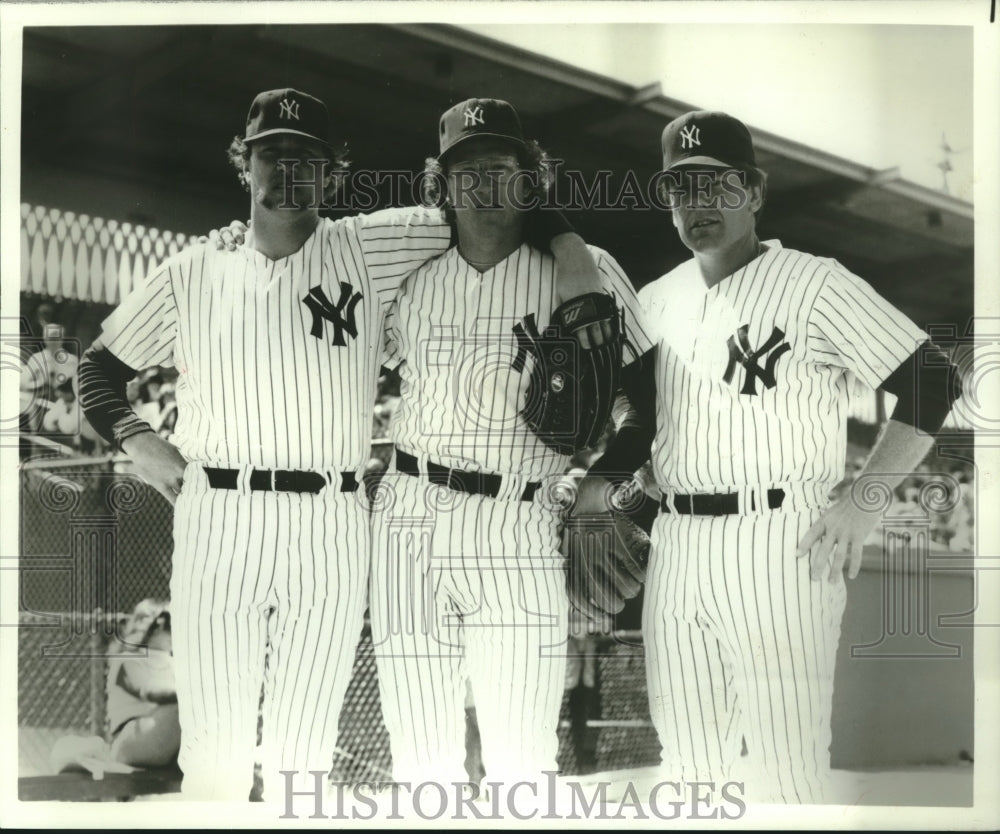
[514,292,624,455]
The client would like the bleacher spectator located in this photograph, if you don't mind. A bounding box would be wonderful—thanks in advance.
[40,379,81,446]
[33,300,56,329]
[135,371,166,428]
[20,323,79,432]
[157,385,178,439]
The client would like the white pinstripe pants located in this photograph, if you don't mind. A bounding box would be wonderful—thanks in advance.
[643,507,847,804]
[369,472,569,790]
[169,464,369,800]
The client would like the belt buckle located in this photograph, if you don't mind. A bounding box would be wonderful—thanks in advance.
[271,470,279,492]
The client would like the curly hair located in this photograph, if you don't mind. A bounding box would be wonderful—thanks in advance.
[226,134,351,206]
[421,139,555,216]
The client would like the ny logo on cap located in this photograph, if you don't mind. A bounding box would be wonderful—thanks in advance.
[679,125,701,149]
[279,98,300,121]
[464,105,485,127]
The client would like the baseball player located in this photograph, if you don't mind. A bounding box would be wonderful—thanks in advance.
[78,88,602,802]
[368,98,654,799]
[573,110,962,803]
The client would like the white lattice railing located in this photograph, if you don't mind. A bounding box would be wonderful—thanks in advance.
[20,203,193,305]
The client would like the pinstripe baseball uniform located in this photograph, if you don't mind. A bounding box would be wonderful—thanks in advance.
[638,241,927,802]
[94,207,450,799]
[369,243,652,789]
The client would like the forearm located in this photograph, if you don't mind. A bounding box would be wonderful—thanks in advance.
[586,349,657,486]
[78,342,153,449]
[550,232,601,287]
[854,418,934,494]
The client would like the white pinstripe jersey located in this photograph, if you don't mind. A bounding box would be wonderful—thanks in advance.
[383,244,653,479]
[638,240,927,494]
[97,207,451,470]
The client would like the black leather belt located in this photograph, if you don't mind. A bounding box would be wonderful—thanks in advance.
[203,466,358,495]
[661,488,785,516]
[396,450,540,502]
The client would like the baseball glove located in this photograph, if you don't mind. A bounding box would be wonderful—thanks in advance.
[563,508,650,618]
[513,292,624,455]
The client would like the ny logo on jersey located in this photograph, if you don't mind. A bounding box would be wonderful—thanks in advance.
[278,97,300,121]
[303,283,363,346]
[464,105,485,127]
[679,125,701,149]
[723,324,791,395]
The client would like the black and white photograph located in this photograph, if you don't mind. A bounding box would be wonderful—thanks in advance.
[1,1,998,828]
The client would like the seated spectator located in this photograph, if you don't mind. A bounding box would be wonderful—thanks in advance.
[135,371,166,428]
[126,376,141,407]
[898,483,923,516]
[41,379,82,446]
[20,323,79,433]
[373,382,400,440]
[156,384,178,438]
[106,599,180,768]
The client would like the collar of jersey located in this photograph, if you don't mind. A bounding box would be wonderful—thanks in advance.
[242,221,324,269]
[452,241,529,274]
[704,237,782,292]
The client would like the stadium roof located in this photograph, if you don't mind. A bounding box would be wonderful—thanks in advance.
[19,23,973,328]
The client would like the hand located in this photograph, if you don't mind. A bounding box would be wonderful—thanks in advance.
[572,474,617,515]
[564,510,645,618]
[796,494,882,582]
[561,473,647,621]
[555,282,615,350]
[551,472,615,515]
[121,431,189,505]
[198,219,249,251]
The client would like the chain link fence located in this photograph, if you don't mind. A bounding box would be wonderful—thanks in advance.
[18,454,660,780]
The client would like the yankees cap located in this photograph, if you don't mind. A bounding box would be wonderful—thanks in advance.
[661,111,757,170]
[244,88,334,148]
[438,98,527,161]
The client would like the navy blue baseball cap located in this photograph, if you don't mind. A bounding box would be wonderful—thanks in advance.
[438,98,527,161]
[244,88,334,148]
[661,111,757,170]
